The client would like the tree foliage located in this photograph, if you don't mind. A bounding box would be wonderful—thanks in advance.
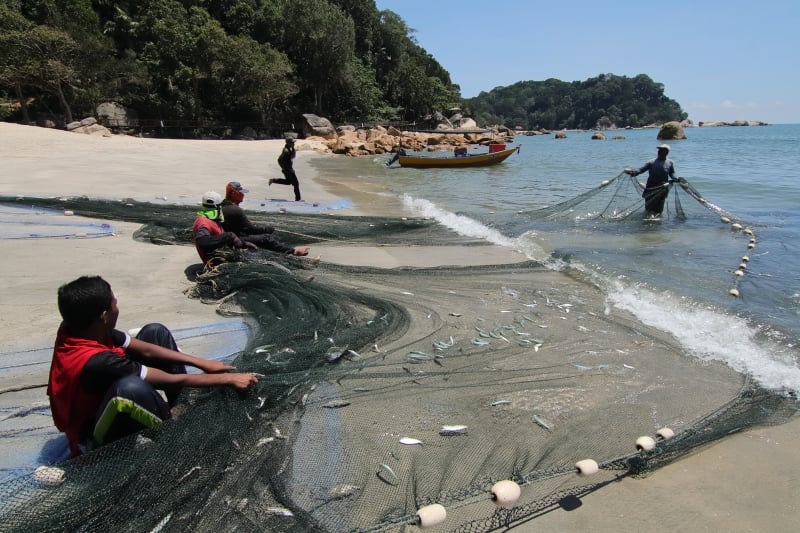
[466,73,687,130]
[0,1,684,133]
[0,0,460,129]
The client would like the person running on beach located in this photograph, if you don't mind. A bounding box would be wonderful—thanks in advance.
[47,275,258,457]
[625,144,678,218]
[221,181,311,257]
[192,191,257,266]
[269,137,302,201]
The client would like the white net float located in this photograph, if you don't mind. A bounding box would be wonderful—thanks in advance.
[574,459,599,477]
[635,435,656,451]
[656,427,675,440]
[720,216,731,223]
[729,288,740,297]
[731,223,743,230]
[416,503,447,528]
[491,480,521,507]
[63,210,74,216]
[34,466,65,487]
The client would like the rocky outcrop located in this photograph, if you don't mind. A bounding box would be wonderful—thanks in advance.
[554,130,567,139]
[591,131,606,140]
[698,120,768,127]
[657,121,687,140]
[300,114,336,139]
[300,124,515,157]
[66,117,112,137]
[96,102,138,128]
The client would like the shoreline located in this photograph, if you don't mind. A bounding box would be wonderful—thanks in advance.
[1,123,798,532]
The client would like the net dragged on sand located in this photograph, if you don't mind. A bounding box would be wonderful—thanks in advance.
[0,195,795,532]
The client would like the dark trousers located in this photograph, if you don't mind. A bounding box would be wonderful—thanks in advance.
[642,185,669,215]
[273,168,302,201]
[90,323,186,449]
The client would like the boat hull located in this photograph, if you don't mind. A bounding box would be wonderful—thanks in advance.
[398,146,519,168]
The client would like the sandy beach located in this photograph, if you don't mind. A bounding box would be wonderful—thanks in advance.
[1,122,797,532]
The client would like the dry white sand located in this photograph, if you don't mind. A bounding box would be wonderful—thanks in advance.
[1,122,797,532]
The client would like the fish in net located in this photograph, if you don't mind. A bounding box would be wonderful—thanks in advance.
[0,195,794,532]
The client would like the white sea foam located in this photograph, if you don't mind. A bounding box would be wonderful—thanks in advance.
[403,194,546,260]
[608,280,800,394]
[404,193,800,394]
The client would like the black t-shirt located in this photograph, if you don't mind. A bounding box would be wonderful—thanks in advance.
[79,329,144,393]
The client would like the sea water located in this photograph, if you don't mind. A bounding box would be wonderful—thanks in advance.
[312,124,800,393]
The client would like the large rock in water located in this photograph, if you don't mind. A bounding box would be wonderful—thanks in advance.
[657,121,687,140]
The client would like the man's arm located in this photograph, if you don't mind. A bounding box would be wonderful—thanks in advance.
[145,366,257,391]
[126,337,237,374]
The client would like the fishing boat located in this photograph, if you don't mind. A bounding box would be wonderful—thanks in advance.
[394,145,520,168]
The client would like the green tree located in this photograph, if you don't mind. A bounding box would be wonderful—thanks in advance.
[281,0,356,113]
[0,6,78,123]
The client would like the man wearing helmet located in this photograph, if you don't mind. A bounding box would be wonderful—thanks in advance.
[220,181,311,257]
[192,191,257,266]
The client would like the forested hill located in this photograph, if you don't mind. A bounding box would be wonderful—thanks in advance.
[0,0,460,129]
[465,74,688,130]
[0,1,686,133]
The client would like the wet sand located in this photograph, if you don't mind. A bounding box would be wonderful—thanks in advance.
[0,122,797,532]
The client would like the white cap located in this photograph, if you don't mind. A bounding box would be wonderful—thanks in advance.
[201,191,222,207]
[657,144,670,151]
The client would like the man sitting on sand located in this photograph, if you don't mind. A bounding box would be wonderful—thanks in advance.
[192,191,257,266]
[47,276,258,457]
[221,181,311,257]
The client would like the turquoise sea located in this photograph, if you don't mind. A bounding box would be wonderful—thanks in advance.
[314,124,800,394]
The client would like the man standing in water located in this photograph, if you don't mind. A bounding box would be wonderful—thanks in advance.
[625,144,677,218]
[269,137,302,201]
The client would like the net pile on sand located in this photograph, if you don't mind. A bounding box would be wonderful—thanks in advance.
[0,196,793,532]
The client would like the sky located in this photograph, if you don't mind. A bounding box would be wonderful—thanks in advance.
[374,0,799,124]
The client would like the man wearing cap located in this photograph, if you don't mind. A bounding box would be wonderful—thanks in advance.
[625,144,678,217]
[221,181,310,257]
[192,191,257,266]
[269,137,302,201]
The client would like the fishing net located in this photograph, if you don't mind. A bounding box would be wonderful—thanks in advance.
[0,195,796,532]
[518,172,760,297]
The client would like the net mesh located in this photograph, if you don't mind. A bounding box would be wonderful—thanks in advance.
[0,193,796,532]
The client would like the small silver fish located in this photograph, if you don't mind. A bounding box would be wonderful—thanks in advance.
[328,483,360,500]
[377,463,399,485]
[399,437,424,446]
[491,400,511,407]
[533,414,552,432]
[265,507,294,517]
[440,425,468,435]
[322,399,351,409]
[472,338,490,346]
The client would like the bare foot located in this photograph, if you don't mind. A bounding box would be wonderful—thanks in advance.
[268,179,273,186]
[293,247,310,256]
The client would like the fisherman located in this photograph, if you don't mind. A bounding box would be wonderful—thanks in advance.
[192,191,257,266]
[625,144,678,218]
[386,148,406,167]
[47,275,258,456]
[269,137,302,201]
[220,181,311,257]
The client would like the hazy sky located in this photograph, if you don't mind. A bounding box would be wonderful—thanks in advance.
[374,0,799,124]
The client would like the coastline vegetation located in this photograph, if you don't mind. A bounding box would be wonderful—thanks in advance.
[0,0,686,133]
